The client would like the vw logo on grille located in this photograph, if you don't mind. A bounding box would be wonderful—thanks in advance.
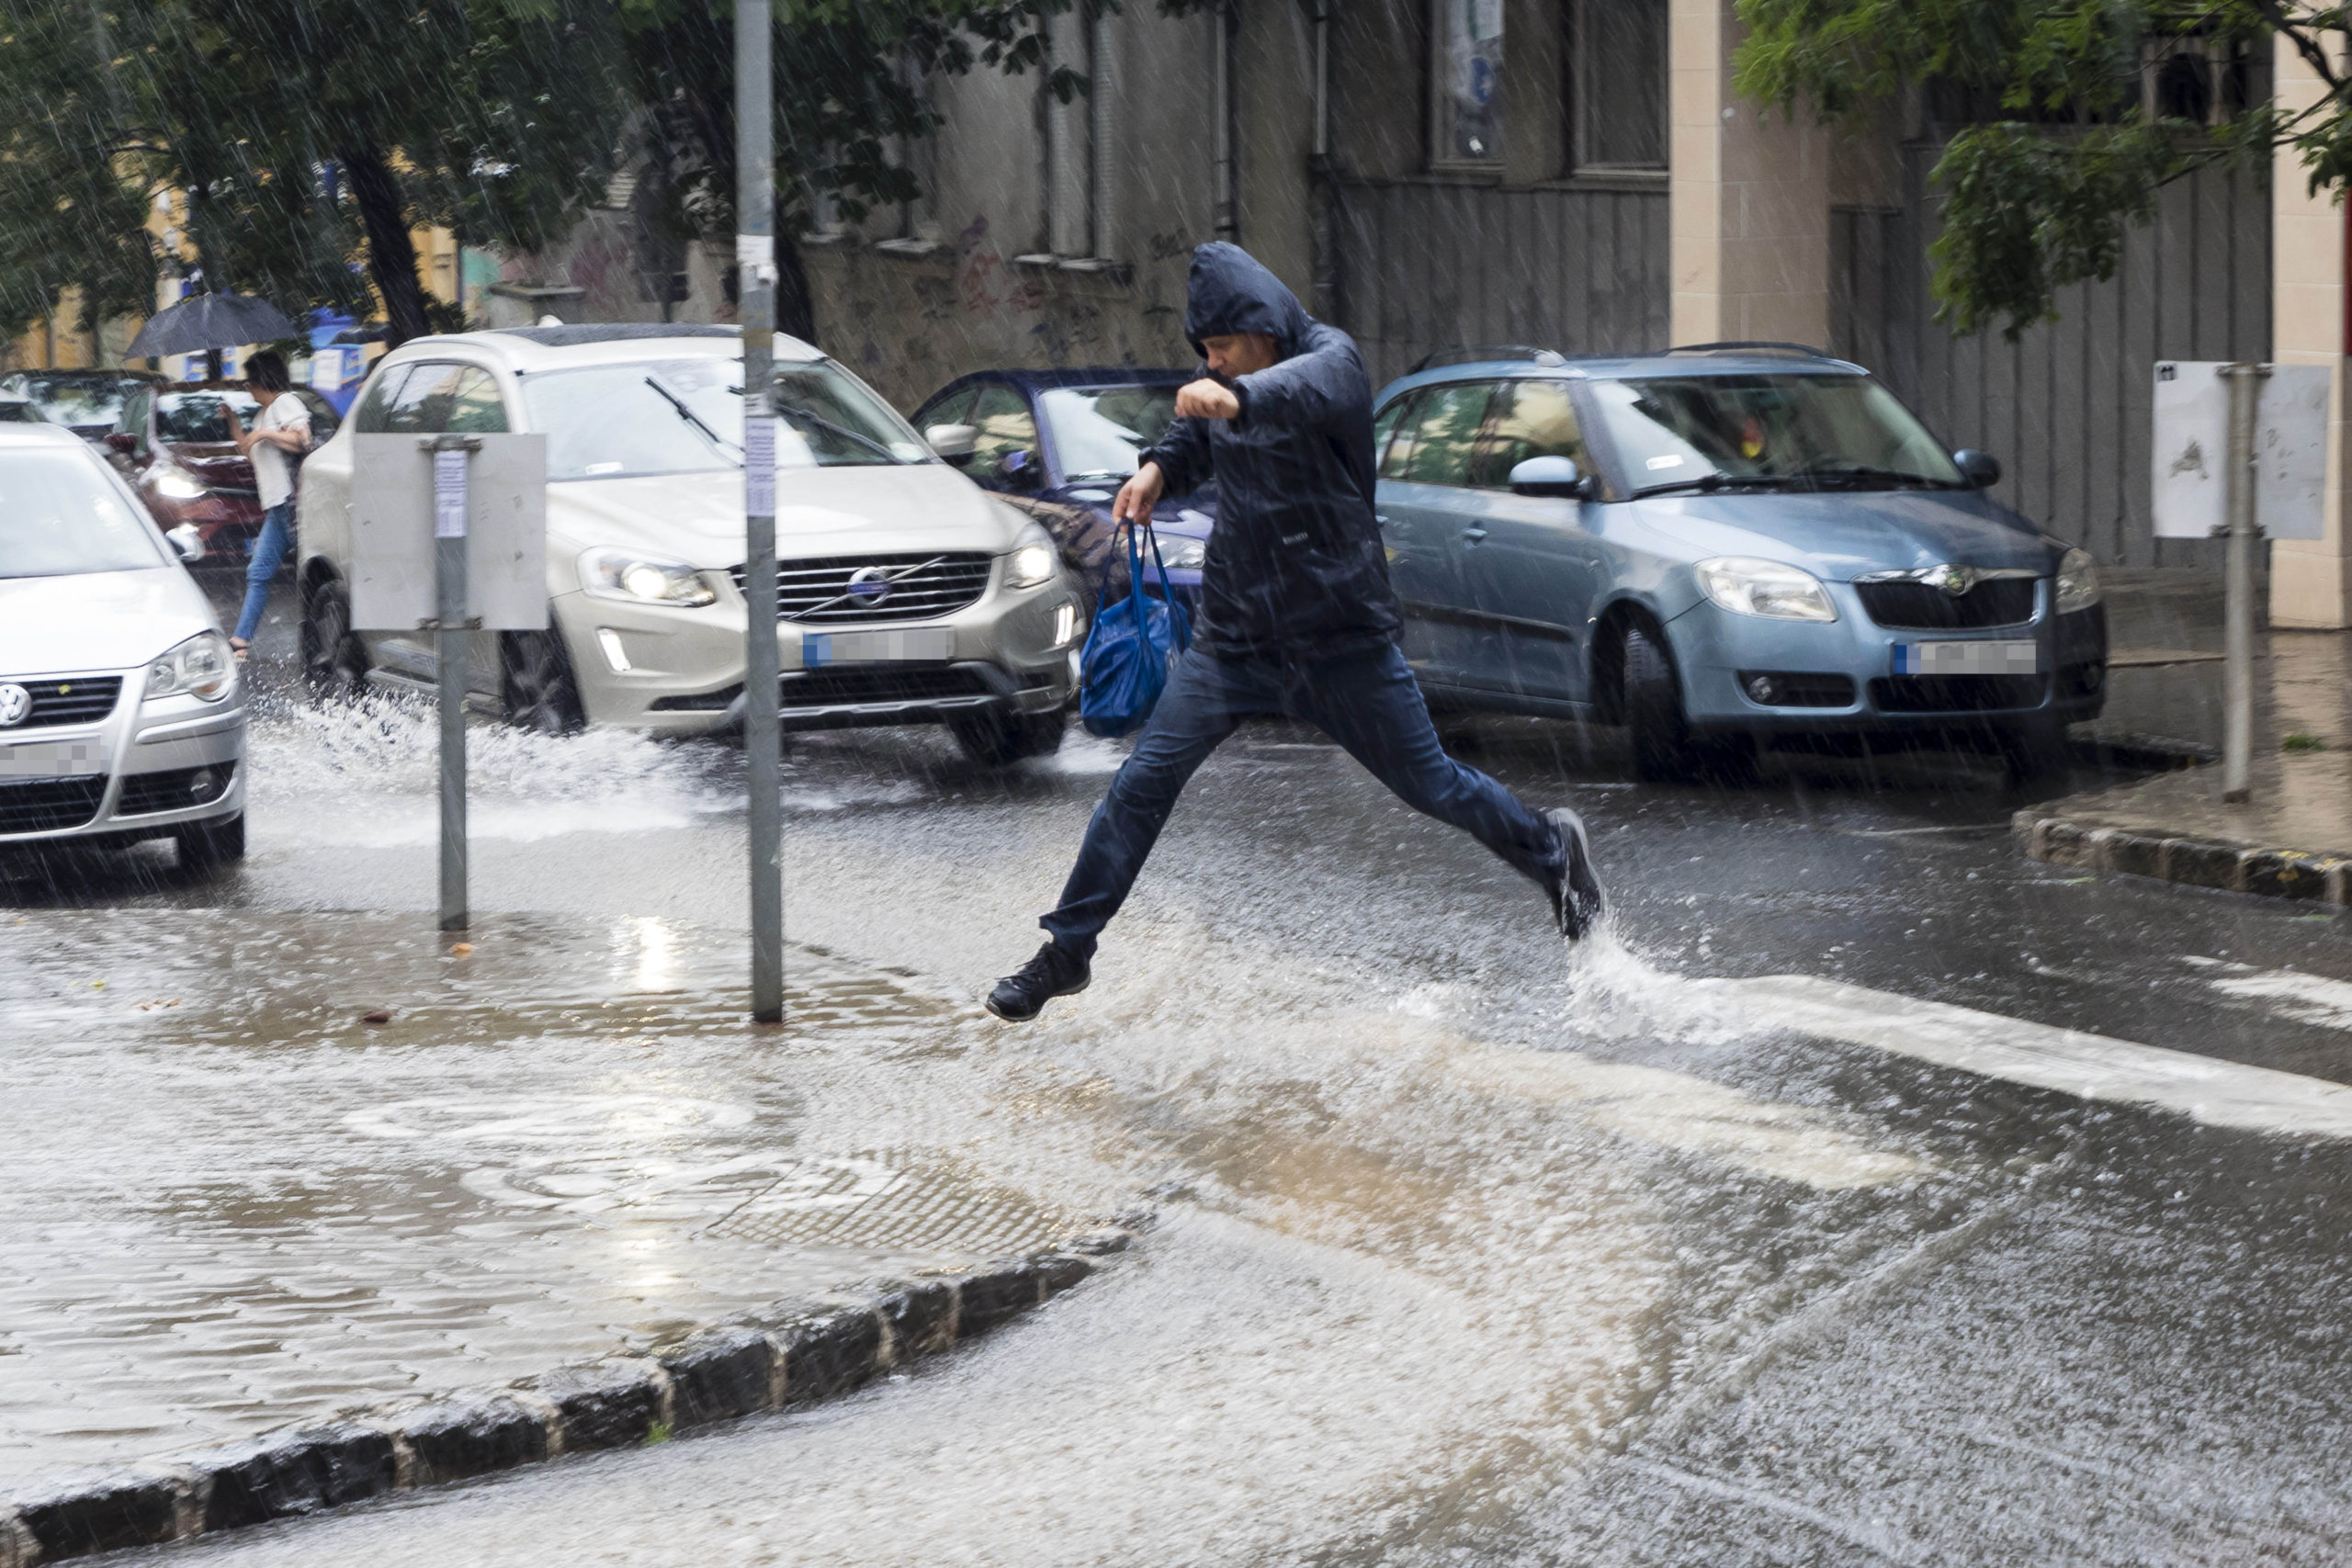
[0,683,29,728]
[1923,564,1980,598]
[845,566,896,607]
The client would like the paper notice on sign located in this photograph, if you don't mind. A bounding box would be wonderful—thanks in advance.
[736,232,778,286]
[744,415,776,516]
[433,448,468,538]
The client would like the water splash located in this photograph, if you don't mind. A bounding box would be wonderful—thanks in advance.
[1553,915,1750,1046]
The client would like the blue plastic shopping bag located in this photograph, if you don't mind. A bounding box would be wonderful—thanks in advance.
[1079,522,1193,739]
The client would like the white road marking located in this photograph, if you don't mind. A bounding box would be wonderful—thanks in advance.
[2186,956,2352,1032]
[1706,975,2352,1141]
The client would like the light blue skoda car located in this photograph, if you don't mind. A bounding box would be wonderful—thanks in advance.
[1371,345,2108,780]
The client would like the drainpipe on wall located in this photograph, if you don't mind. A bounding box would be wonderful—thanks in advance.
[1308,0,1337,318]
[1213,2,1238,242]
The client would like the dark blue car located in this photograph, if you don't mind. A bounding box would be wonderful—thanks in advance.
[909,369,1216,613]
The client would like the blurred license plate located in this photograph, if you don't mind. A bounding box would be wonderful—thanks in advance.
[0,736,111,779]
[1893,640,2038,676]
[800,628,954,668]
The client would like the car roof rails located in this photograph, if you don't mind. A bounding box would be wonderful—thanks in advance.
[1663,341,1834,359]
[1408,344,1568,373]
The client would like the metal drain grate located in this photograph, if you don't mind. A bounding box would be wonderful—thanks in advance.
[704,1152,1073,1260]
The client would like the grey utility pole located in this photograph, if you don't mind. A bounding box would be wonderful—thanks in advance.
[738,0,784,1021]
[427,434,481,931]
[2220,363,2268,804]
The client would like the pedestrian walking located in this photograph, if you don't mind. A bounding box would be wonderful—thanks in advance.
[222,351,311,660]
[987,243,1604,1021]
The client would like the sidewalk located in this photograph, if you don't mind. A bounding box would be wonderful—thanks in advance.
[0,910,1136,1497]
[2018,570,2352,903]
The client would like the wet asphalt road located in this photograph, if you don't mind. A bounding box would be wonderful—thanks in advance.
[11,574,2352,1563]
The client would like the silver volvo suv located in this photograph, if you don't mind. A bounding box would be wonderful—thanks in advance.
[294,325,1082,764]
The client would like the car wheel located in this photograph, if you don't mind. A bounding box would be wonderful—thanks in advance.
[1998,719,2074,786]
[949,708,1067,767]
[500,627,585,735]
[300,583,369,701]
[1623,626,1707,784]
[175,813,245,870]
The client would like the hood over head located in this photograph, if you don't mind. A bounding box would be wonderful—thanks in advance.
[1184,243,1311,360]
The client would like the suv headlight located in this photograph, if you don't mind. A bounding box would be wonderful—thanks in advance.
[1148,531,1208,571]
[146,630,235,702]
[1694,557,1838,622]
[580,548,718,607]
[154,464,207,500]
[1004,524,1059,590]
[2055,547,2100,614]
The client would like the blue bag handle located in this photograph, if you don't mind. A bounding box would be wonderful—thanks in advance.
[1118,518,1192,654]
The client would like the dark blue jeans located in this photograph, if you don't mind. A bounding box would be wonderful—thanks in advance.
[232,502,294,643]
[1041,643,1566,961]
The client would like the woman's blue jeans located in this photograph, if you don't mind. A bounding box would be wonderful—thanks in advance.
[232,502,294,643]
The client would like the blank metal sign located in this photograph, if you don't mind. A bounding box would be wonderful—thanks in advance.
[349,434,549,631]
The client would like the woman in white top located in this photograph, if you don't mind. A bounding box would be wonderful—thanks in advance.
[223,350,312,660]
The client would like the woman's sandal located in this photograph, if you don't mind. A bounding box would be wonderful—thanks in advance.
[228,637,251,662]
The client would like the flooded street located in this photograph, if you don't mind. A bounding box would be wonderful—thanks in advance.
[6,584,2350,1563]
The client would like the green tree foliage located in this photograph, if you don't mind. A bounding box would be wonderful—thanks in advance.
[1733,0,2330,336]
[0,0,625,348]
[616,0,1091,339]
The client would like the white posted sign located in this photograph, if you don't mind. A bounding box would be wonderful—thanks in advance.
[2151,362,2331,540]
[350,434,550,629]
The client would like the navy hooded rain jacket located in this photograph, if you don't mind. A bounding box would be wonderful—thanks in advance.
[1139,243,1403,660]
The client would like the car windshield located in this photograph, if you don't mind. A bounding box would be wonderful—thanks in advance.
[1588,374,1962,493]
[0,449,170,578]
[15,377,141,428]
[522,357,931,482]
[1037,385,1180,480]
[154,390,260,445]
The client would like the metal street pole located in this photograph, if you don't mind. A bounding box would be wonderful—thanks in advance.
[738,0,784,1022]
[426,433,481,930]
[2220,363,2267,805]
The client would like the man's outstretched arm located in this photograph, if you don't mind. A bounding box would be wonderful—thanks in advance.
[1229,321,1367,429]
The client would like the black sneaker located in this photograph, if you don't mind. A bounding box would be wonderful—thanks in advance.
[986,941,1091,1021]
[1544,807,1605,941]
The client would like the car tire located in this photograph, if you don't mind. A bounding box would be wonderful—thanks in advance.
[1998,719,2073,785]
[300,582,369,701]
[500,628,585,736]
[176,813,245,870]
[1623,626,1705,784]
[949,708,1067,767]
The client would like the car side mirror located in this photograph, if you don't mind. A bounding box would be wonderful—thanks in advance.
[1509,455,1591,500]
[1953,448,2000,489]
[106,432,137,455]
[926,423,978,461]
[999,447,1041,488]
[165,523,206,561]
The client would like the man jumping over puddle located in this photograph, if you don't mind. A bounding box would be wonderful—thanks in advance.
[988,243,1604,1022]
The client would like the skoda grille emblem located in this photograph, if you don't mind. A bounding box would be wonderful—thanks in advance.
[1925,564,1979,598]
[845,566,896,607]
[0,683,29,728]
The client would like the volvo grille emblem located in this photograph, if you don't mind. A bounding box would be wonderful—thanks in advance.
[0,683,29,728]
[845,566,896,607]
[1925,564,1979,598]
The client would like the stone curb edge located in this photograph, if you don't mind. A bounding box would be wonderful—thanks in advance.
[0,1237,1128,1566]
[2013,810,2352,905]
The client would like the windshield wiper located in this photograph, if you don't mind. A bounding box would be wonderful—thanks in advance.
[775,401,908,464]
[1791,465,1959,491]
[644,374,741,458]
[1629,472,1799,500]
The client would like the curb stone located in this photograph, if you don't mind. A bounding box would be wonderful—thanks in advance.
[2014,810,2352,906]
[0,1243,1118,1566]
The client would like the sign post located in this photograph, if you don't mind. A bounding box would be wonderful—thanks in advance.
[2218,366,2266,803]
[738,0,785,1024]
[431,434,479,929]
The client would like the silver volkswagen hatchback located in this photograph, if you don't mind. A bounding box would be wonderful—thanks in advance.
[1373,345,2107,780]
[0,426,246,863]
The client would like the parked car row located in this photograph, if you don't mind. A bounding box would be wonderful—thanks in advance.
[0,325,2109,863]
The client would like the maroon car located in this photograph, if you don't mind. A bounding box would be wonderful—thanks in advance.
[104,380,342,564]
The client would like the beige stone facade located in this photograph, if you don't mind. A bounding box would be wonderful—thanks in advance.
[2270,30,2352,629]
